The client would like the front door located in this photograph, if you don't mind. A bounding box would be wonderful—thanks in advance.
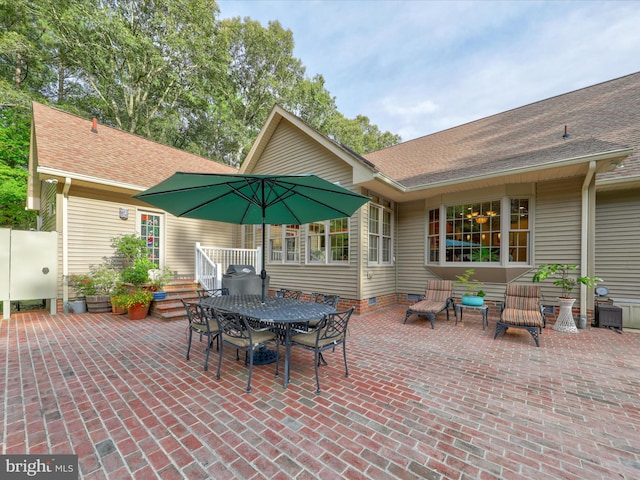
[138,211,164,267]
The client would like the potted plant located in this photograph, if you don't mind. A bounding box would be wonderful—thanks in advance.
[121,257,157,291]
[110,283,128,314]
[84,264,119,312]
[147,266,174,299]
[454,269,486,306]
[113,289,154,320]
[532,263,602,332]
[531,264,602,299]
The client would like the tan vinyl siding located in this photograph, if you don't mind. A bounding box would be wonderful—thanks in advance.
[63,190,235,294]
[596,188,640,299]
[360,201,397,300]
[533,178,583,301]
[396,200,436,295]
[164,214,236,276]
[248,120,362,299]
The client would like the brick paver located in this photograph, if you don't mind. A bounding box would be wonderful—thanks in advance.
[1,307,639,479]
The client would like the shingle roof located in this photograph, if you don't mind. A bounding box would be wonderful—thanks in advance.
[31,102,237,189]
[364,72,640,188]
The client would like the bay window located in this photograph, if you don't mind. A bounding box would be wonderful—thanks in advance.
[428,198,530,265]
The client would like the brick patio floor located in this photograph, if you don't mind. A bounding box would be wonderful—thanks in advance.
[1,306,640,479]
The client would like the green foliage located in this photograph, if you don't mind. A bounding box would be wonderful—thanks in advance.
[454,269,485,297]
[532,264,602,298]
[121,258,157,288]
[0,163,37,229]
[470,247,499,262]
[148,266,174,291]
[110,234,148,268]
[111,289,154,308]
[67,264,119,296]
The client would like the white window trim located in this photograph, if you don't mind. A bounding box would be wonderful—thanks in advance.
[426,196,532,267]
[305,218,351,265]
[267,224,301,264]
[368,201,394,266]
[136,209,166,268]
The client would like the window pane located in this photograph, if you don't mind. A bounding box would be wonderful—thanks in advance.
[509,199,529,263]
[428,208,440,263]
[270,225,283,262]
[444,202,500,263]
[285,225,300,262]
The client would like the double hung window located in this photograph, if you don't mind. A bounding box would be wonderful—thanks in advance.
[368,198,393,264]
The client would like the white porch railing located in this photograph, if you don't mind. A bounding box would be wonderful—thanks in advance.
[195,242,262,290]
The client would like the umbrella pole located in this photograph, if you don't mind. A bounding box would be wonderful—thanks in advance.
[260,179,267,303]
[261,221,267,303]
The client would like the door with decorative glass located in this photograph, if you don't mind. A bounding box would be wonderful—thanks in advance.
[138,211,164,267]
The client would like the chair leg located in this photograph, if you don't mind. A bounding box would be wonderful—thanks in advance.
[427,314,435,329]
[404,310,413,324]
[203,335,211,371]
[216,343,223,379]
[314,350,321,394]
[186,329,193,360]
[494,322,508,340]
[527,327,540,347]
[246,348,253,393]
[342,342,349,378]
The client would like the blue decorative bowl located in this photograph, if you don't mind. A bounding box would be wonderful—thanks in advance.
[462,295,484,306]
[152,291,167,300]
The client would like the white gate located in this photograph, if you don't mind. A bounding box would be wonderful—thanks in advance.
[0,229,58,319]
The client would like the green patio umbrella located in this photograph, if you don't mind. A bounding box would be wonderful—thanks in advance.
[134,173,370,301]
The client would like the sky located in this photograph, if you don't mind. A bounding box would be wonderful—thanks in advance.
[217,0,640,142]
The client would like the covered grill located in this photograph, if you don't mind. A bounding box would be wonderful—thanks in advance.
[221,265,269,297]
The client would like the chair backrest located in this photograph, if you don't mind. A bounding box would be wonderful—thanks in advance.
[315,307,355,344]
[209,307,250,342]
[196,288,229,301]
[504,284,541,311]
[424,280,452,303]
[182,299,207,329]
[276,288,302,300]
[309,292,340,307]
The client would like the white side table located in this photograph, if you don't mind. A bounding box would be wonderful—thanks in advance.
[455,303,489,330]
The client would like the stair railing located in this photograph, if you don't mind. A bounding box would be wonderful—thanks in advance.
[195,243,262,289]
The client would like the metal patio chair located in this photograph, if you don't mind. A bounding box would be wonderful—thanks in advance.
[182,299,220,371]
[275,288,302,300]
[208,307,279,393]
[289,307,355,394]
[404,280,453,328]
[195,287,229,301]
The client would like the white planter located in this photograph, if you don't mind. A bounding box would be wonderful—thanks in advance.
[554,297,578,333]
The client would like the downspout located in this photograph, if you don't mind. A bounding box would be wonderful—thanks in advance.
[580,161,596,327]
[62,177,71,306]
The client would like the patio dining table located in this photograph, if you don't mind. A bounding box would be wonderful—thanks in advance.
[201,294,335,388]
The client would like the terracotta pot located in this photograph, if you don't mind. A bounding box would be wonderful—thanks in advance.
[127,303,150,320]
[111,303,127,315]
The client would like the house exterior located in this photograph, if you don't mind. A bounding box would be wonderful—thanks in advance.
[27,102,238,307]
[27,72,640,327]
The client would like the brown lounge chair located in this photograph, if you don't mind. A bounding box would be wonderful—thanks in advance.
[494,284,545,347]
[404,280,453,328]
